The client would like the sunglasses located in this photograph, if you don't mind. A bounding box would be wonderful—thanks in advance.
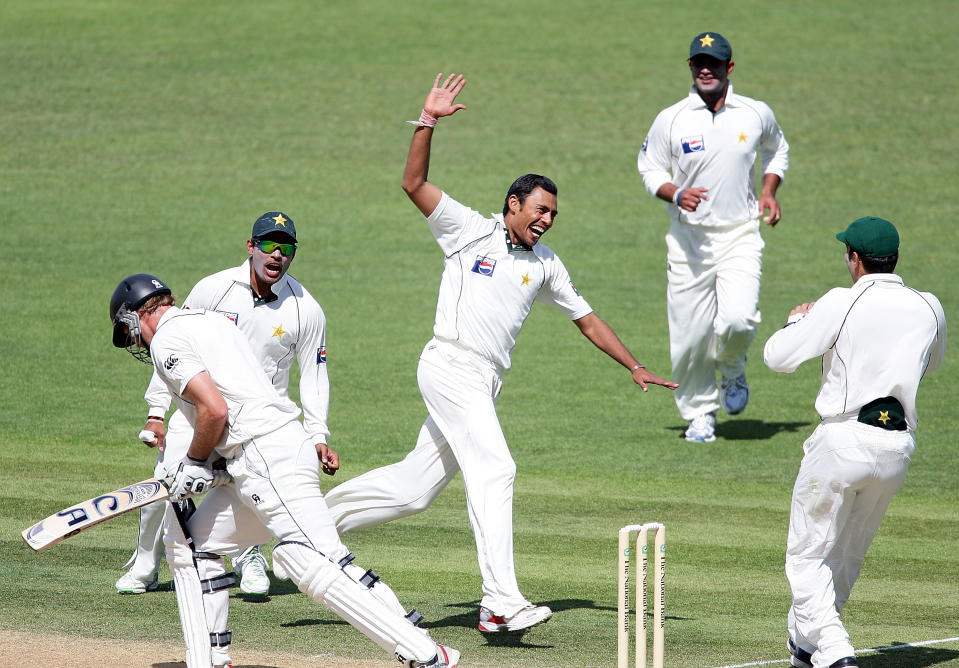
[253,238,297,257]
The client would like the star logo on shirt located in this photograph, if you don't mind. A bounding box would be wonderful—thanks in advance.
[521,273,531,286]
[699,34,715,48]
[272,324,287,339]
[272,213,288,227]
[878,410,890,425]
[738,132,748,143]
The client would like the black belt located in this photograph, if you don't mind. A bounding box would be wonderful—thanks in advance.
[858,396,907,431]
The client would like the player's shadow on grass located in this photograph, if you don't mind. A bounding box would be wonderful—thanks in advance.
[234,575,301,603]
[670,419,812,440]
[858,645,959,667]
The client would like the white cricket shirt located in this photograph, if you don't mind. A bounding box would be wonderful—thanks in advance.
[637,83,789,227]
[145,259,330,444]
[150,307,302,459]
[763,274,946,430]
[426,192,593,372]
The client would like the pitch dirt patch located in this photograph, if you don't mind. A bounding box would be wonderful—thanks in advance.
[0,629,398,668]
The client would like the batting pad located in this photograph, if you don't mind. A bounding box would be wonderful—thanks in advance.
[273,543,437,664]
[172,565,214,668]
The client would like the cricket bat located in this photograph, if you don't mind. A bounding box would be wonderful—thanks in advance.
[22,478,171,551]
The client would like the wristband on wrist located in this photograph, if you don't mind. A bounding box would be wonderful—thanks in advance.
[147,415,164,423]
[186,453,207,464]
[673,189,684,206]
[406,109,437,128]
[630,364,645,373]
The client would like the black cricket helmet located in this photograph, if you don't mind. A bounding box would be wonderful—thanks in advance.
[110,274,171,361]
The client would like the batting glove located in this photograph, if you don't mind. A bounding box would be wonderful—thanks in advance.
[165,455,215,501]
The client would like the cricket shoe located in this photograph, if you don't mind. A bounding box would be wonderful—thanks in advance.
[478,604,552,632]
[685,412,717,443]
[410,643,460,668]
[720,372,750,415]
[787,638,813,668]
[115,571,159,594]
[235,545,270,595]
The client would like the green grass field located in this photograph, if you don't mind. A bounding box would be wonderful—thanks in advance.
[1,1,957,666]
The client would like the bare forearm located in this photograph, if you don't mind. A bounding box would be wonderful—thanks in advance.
[188,407,226,460]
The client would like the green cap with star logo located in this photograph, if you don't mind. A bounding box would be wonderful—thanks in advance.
[836,216,899,258]
[689,32,732,61]
[252,211,297,242]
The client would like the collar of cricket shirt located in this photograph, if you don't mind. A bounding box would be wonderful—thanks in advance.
[503,228,533,254]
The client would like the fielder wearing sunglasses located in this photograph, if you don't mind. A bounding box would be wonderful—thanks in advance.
[253,238,297,257]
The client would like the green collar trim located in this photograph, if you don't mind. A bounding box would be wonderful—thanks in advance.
[505,229,533,254]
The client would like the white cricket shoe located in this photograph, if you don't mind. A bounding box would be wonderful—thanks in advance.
[685,412,717,443]
[235,545,270,595]
[720,372,750,415]
[413,643,460,667]
[115,571,159,594]
[478,604,552,632]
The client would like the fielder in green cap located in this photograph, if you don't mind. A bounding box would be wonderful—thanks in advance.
[835,215,900,258]
[636,31,790,442]
[763,217,946,668]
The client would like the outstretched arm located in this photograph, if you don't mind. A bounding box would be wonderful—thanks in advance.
[573,313,678,392]
[401,73,467,217]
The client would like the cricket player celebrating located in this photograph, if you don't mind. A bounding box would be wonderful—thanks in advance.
[110,274,459,668]
[637,32,789,442]
[764,217,946,668]
[116,213,337,664]
[325,73,677,633]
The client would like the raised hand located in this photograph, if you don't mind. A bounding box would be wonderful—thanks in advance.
[423,73,467,119]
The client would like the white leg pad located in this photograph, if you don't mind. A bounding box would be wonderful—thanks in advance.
[196,555,232,668]
[171,562,215,668]
[165,506,214,668]
[273,542,437,664]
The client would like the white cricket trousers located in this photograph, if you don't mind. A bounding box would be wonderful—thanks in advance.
[665,218,763,420]
[785,419,914,667]
[325,338,532,617]
[164,420,349,667]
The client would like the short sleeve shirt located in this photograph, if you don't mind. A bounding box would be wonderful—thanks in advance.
[427,192,593,371]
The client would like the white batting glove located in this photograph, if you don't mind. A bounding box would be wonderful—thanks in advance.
[165,456,215,501]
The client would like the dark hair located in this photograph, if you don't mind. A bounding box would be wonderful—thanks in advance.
[846,244,898,274]
[503,174,558,215]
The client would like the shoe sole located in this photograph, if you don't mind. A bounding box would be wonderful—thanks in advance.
[507,611,552,632]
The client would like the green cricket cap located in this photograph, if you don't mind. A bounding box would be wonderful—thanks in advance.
[689,32,732,61]
[252,211,297,242]
[836,216,899,257]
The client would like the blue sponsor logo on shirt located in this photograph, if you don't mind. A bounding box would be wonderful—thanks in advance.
[641,136,649,152]
[317,346,326,364]
[681,135,705,153]
[471,256,496,277]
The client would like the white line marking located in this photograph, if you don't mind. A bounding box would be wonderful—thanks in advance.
[710,636,959,668]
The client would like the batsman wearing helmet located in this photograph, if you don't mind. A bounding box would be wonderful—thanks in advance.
[324,73,677,634]
[109,274,460,668]
[115,213,337,663]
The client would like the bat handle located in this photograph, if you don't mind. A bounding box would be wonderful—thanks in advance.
[139,430,158,445]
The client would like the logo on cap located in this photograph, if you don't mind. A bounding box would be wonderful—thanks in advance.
[272,214,288,227]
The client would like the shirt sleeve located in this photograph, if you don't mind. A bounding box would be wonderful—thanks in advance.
[921,291,947,375]
[427,192,499,256]
[151,322,205,397]
[535,250,593,320]
[759,102,789,181]
[294,288,331,445]
[145,277,217,414]
[636,109,675,198]
[763,288,847,373]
